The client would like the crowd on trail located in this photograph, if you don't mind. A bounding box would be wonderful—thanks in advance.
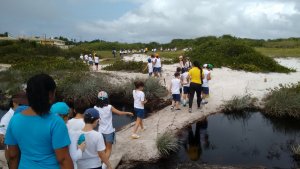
[0,52,213,169]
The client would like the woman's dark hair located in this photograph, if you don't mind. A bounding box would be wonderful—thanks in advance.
[96,98,109,108]
[74,98,90,114]
[84,113,99,124]
[134,81,144,89]
[193,61,201,69]
[176,67,182,73]
[26,73,56,115]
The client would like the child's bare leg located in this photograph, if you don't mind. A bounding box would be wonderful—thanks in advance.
[175,101,180,109]
[140,119,144,130]
[133,118,142,134]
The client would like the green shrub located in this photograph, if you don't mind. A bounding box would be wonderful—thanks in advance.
[156,132,179,156]
[222,95,257,113]
[185,38,293,73]
[103,60,147,73]
[291,144,300,160]
[264,83,300,119]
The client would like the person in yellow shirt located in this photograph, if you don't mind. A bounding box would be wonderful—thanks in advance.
[188,61,204,113]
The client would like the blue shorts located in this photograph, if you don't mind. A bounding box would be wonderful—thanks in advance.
[183,86,190,94]
[172,94,181,102]
[202,87,209,95]
[89,61,93,65]
[134,108,145,119]
[102,132,116,144]
[153,67,161,73]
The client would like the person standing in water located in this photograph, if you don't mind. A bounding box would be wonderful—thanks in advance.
[5,74,73,169]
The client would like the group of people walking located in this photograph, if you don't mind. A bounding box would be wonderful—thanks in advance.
[80,54,100,71]
[169,56,213,113]
[145,53,162,77]
[0,73,148,169]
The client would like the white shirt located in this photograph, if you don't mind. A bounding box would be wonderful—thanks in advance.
[181,72,190,87]
[80,55,84,60]
[94,57,99,63]
[94,105,115,134]
[133,90,145,109]
[84,55,88,60]
[68,130,82,169]
[202,69,210,87]
[154,58,161,68]
[185,61,192,69]
[171,78,181,94]
[77,130,106,169]
[148,62,153,73]
[88,56,93,62]
[0,108,14,135]
[67,118,85,132]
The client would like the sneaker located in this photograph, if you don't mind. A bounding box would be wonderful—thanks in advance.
[131,134,140,139]
[171,106,174,110]
[102,163,107,169]
[189,108,192,113]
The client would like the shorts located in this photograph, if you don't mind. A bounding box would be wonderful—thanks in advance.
[183,86,190,94]
[102,132,116,144]
[202,87,209,95]
[135,108,145,119]
[89,61,93,65]
[172,94,181,102]
[153,67,161,73]
[95,63,99,66]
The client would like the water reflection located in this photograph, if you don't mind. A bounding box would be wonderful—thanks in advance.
[184,118,210,161]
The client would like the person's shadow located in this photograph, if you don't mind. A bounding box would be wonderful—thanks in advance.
[185,118,210,161]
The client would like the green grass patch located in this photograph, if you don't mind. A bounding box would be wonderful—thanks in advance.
[185,39,294,73]
[103,60,147,73]
[156,132,179,156]
[264,83,300,119]
[255,47,300,58]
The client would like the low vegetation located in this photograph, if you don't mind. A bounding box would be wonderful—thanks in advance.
[291,144,300,160]
[264,83,300,119]
[222,95,257,113]
[156,132,179,156]
[255,47,300,58]
[103,60,147,73]
[185,38,293,73]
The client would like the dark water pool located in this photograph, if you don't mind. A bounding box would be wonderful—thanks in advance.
[127,112,300,169]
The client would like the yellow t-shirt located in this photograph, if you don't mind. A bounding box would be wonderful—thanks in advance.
[188,67,204,84]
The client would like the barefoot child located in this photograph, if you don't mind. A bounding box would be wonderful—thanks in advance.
[170,72,182,110]
[132,81,147,139]
[94,91,133,168]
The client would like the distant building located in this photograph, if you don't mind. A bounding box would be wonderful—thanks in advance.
[0,35,69,49]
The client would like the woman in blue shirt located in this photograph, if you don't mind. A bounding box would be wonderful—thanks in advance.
[5,74,73,169]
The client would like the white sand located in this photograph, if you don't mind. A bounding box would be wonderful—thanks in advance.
[107,56,300,168]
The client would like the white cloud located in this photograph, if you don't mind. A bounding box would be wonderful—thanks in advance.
[78,0,300,42]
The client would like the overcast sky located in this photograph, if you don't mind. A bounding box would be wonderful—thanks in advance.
[1,0,299,43]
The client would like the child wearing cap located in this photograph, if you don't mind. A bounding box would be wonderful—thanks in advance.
[51,102,86,169]
[94,91,133,168]
[202,64,212,104]
[77,108,112,169]
[170,72,182,110]
[132,81,147,139]
[144,58,153,77]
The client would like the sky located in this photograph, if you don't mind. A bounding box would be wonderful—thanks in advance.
[0,0,300,43]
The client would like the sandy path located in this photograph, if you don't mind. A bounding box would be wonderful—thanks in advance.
[95,57,300,168]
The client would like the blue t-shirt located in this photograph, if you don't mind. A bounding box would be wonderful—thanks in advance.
[5,111,71,169]
[14,105,29,115]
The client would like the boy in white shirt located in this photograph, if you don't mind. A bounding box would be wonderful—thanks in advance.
[181,68,190,107]
[202,64,212,104]
[132,81,147,139]
[169,72,182,110]
[68,98,89,132]
[77,108,112,169]
[94,54,100,71]
[144,58,153,77]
